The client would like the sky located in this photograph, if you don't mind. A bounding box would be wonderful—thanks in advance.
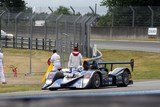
[24,0,107,15]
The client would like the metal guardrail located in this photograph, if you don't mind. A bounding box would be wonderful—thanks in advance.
[89,49,102,61]
[0,12,98,57]
[1,36,55,51]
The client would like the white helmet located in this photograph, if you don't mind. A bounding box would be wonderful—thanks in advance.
[77,66,83,72]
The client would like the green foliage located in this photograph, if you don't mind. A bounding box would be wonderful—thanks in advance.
[101,49,160,80]
[0,84,42,93]
[97,13,112,26]
[54,6,72,15]
[98,0,160,26]
[0,0,26,12]
[25,7,33,13]
[101,0,155,7]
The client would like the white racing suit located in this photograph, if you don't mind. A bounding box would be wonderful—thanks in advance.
[68,51,82,73]
[68,51,82,75]
[0,52,6,83]
[50,53,61,71]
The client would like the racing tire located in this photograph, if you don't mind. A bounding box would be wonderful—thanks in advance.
[117,71,129,87]
[91,73,101,89]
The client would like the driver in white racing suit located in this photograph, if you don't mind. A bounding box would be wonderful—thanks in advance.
[68,46,82,74]
[50,49,61,71]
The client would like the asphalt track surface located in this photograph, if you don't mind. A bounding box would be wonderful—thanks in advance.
[0,40,160,106]
[1,80,160,107]
[1,80,160,99]
[91,40,160,53]
[0,94,160,107]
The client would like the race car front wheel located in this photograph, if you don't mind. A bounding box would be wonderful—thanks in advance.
[91,73,101,88]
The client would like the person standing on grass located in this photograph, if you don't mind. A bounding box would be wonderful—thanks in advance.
[0,49,7,84]
[50,49,61,71]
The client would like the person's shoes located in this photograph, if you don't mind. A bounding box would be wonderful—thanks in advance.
[2,82,7,84]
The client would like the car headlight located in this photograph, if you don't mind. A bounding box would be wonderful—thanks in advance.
[46,79,52,84]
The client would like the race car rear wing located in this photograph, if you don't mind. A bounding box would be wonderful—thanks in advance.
[98,59,134,72]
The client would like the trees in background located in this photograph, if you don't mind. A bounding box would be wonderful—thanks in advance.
[53,6,72,15]
[0,0,26,13]
[97,13,112,26]
[97,0,160,27]
[101,0,152,7]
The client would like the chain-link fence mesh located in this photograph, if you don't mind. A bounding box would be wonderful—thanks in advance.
[109,6,160,27]
[3,6,159,74]
[0,9,98,73]
[91,6,160,40]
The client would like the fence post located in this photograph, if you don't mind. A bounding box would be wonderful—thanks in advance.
[74,16,82,44]
[36,38,38,50]
[111,12,114,27]
[15,12,23,48]
[28,37,30,49]
[95,3,97,15]
[86,16,98,57]
[5,8,10,26]
[29,14,36,74]
[13,36,16,48]
[55,14,63,49]
[44,14,52,50]
[5,36,7,48]
[0,11,5,49]
[42,38,44,50]
[89,6,95,15]
[70,6,75,15]
[130,6,135,27]
[80,15,91,57]
[148,6,154,27]
[21,37,23,49]
[65,17,68,34]
[49,39,51,51]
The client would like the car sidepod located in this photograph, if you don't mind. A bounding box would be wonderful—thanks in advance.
[48,78,64,90]
[57,70,102,89]
[48,72,90,89]
[59,70,98,89]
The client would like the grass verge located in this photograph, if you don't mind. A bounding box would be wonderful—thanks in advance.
[101,49,160,80]
[0,48,160,93]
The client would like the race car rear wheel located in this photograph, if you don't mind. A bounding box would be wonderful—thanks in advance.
[117,71,129,87]
[91,73,101,88]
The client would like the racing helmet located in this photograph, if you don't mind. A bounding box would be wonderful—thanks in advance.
[77,66,83,72]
